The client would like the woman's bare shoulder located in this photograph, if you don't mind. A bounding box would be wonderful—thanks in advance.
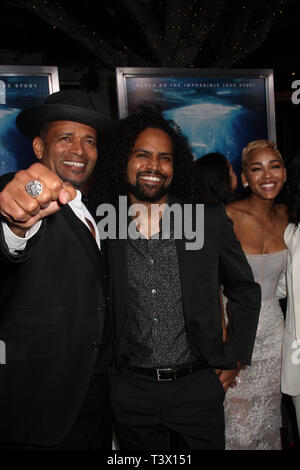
[226,200,249,220]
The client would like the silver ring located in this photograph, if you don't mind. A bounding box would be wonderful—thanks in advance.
[25,180,43,198]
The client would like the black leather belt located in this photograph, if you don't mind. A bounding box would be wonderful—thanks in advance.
[128,359,208,381]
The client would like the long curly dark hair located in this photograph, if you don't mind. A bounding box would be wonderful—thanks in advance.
[286,152,300,226]
[89,105,194,210]
[192,152,235,204]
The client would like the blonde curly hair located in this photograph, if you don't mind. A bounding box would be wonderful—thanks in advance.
[241,140,283,172]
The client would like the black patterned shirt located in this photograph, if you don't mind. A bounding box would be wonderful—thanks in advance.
[127,206,196,367]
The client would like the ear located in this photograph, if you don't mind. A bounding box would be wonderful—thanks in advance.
[283,167,287,183]
[241,172,248,187]
[32,137,44,160]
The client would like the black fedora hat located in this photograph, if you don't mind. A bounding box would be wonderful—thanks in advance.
[16,89,116,140]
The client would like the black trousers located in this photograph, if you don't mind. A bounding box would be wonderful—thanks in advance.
[111,367,225,450]
[0,374,112,450]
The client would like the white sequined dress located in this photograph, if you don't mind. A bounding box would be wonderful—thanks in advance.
[224,250,287,450]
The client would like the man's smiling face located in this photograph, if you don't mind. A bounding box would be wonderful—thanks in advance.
[33,120,98,188]
[126,127,174,204]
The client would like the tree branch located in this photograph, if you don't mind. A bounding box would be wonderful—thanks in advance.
[121,0,167,63]
[212,16,274,67]
[12,0,146,68]
[168,0,226,66]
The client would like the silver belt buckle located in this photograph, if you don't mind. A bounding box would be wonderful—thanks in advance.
[156,367,175,381]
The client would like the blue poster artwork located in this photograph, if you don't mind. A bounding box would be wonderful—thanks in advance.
[0,76,50,176]
[125,76,269,179]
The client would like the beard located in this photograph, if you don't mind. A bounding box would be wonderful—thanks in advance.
[126,179,169,203]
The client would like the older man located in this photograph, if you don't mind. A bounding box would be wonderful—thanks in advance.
[0,90,115,449]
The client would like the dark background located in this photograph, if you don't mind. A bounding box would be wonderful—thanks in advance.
[0,0,300,165]
[0,0,299,449]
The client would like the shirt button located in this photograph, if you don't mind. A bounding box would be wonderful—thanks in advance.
[149,259,154,265]
[91,342,99,351]
[151,289,156,294]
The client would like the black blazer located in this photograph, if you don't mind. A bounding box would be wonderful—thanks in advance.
[0,177,109,446]
[107,203,261,371]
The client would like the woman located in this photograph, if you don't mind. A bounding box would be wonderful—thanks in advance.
[278,154,300,436]
[192,152,238,204]
[225,139,288,450]
[193,153,238,367]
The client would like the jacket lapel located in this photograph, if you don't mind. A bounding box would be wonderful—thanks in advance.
[109,237,131,338]
[175,236,195,339]
[61,205,104,287]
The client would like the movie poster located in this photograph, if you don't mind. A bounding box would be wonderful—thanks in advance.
[122,74,272,178]
[0,67,59,176]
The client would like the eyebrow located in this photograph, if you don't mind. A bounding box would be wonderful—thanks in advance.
[132,148,173,156]
[249,159,282,166]
[86,134,97,140]
[58,132,97,140]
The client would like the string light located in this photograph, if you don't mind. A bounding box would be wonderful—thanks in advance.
[25,0,288,72]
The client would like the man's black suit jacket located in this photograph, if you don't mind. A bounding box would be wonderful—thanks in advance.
[0,174,110,446]
[107,202,261,371]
